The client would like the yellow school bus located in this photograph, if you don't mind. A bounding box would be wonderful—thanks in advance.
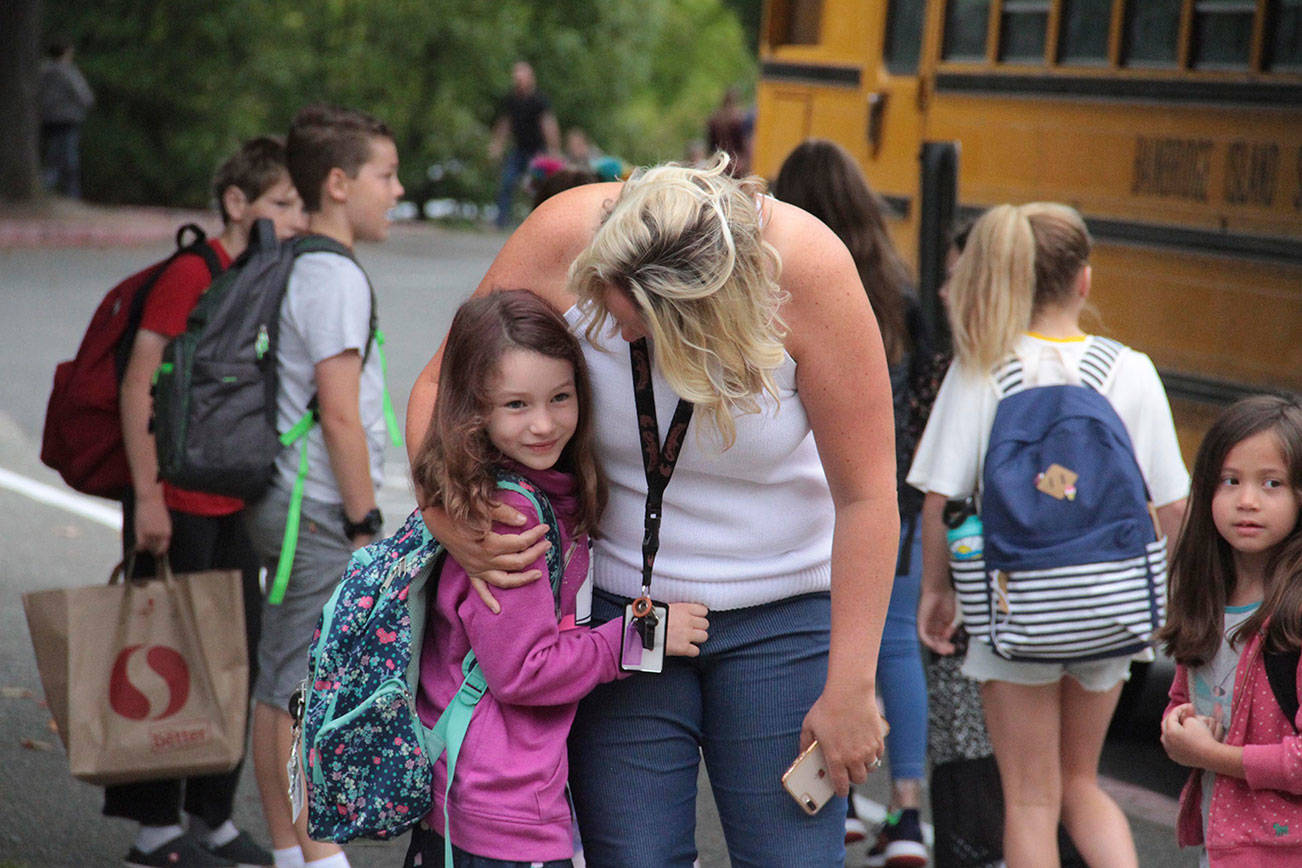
[754,0,1302,454]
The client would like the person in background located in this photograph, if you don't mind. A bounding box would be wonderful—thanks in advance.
[243,104,403,868]
[774,138,930,867]
[1159,395,1302,867]
[112,136,305,868]
[910,203,1189,868]
[706,86,750,177]
[39,36,95,199]
[488,61,560,229]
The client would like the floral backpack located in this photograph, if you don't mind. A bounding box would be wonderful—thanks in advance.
[294,470,565,844]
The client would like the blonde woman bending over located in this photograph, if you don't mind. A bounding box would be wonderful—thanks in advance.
[909,203,1189,867]
[406,154,898,867]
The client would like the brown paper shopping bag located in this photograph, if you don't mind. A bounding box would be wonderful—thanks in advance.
[22,557,248,785]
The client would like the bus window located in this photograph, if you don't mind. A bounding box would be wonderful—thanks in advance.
[1271,0,1302,70]
[943,0,992,61]
[1058,0,1112,64]
[999,0,1050,63]
[1124,0,1182,66]
[885,0,927,74]
[1191,0,1255,68]
[768,0,823,46]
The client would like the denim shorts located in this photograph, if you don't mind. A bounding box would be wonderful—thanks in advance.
[961,638,1133,692]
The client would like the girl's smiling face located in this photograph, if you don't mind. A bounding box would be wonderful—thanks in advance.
[486,348,579,472]
[1212,429,1301,570]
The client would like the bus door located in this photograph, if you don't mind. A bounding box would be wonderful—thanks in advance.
[858,0,930,228]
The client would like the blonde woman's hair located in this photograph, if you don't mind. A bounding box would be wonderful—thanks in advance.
[947,202,1091,371]
[568,152,788,448]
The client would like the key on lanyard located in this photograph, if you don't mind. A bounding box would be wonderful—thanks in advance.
[631,594,659,650]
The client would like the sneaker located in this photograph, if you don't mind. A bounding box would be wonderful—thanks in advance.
[865,808,927,868]
[845,791,869,844]
[202,830,274,867]
[124,832,236,867]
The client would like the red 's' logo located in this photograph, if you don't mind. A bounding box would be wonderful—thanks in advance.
[108,645,190,720]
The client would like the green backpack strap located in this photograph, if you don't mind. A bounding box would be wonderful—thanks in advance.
[428,478,566,866]
[266,238,403,605]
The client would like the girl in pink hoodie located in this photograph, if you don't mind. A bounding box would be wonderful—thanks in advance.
[405,290,709,868]
[1159,395,1302,867]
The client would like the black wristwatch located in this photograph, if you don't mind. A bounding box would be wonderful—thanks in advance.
[342,507,382,539]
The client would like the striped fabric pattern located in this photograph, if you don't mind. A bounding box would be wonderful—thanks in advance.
[956,336,1165,662]
[952,538,1166,661]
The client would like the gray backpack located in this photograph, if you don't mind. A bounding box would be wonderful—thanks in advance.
[153,218,400,603]
[153,218,372,499]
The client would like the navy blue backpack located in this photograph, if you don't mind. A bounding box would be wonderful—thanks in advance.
[950,338,1168,662]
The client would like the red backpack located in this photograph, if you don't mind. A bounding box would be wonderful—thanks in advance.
[40,224,222,498]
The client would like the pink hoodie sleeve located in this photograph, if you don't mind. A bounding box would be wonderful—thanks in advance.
[453,491,626,706]
[1241,655,1302,795]
[1164,663,1191,722]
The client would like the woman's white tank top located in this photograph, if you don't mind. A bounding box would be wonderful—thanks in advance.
[564,306,834,610]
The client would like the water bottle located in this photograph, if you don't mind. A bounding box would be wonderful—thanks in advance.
[944,497,983,562]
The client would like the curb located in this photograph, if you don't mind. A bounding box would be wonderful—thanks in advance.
[0,204,219,249]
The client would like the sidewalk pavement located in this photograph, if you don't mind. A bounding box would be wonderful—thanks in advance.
[0,198,219,249]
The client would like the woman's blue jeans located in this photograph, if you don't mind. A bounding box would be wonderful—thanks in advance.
[567,589,846,868]
[877,515,928,781]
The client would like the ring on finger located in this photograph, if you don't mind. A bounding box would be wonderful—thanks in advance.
[870,756,883,769]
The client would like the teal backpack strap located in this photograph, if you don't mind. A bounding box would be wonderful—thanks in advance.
[268,408,316,605]
[495,478,566,614]
[432,651,487,868]
[429,475,566,864]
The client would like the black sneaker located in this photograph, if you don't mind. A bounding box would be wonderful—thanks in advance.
[124,832,237,867]
[202,830,273,867]
[865,808,927,868]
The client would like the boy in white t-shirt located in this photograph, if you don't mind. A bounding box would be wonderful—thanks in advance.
[243,104,403,868]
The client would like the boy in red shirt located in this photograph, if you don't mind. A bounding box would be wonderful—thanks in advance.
[110,136,307,868]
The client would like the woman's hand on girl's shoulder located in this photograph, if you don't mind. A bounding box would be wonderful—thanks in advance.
[419,502,552,614]
[664,603,710,657]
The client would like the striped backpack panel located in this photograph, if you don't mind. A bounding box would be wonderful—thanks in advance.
[959,338,1167,662]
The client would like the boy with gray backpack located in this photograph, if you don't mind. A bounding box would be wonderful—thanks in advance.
[241,104,403,868]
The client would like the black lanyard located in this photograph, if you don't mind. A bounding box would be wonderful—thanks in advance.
[629,338,694,599]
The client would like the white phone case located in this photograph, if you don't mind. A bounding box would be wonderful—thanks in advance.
[782,740,835,815]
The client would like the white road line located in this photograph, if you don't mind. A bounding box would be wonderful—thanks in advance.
[0,467,122,530]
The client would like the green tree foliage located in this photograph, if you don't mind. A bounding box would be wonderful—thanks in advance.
[45,0,756,207]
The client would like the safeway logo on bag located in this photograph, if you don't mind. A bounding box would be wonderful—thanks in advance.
[108,644,190,720]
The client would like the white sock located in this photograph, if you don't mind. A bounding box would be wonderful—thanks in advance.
[273,845,306,868]
[304,853,350,868]
[135,824,185,853]
[198,818,239,848]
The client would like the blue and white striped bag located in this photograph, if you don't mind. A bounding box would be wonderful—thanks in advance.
[952,338,1167,662]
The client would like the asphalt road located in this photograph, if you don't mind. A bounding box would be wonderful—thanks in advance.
[0,224,1194,866]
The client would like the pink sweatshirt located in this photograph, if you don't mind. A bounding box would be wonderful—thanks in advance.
[415,464,626,862]
[1166,629,1302,867]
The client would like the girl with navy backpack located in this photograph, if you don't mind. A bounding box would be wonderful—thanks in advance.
[1158,395,1302,867]
[405,290,709,868]
[908,203,1190,867]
